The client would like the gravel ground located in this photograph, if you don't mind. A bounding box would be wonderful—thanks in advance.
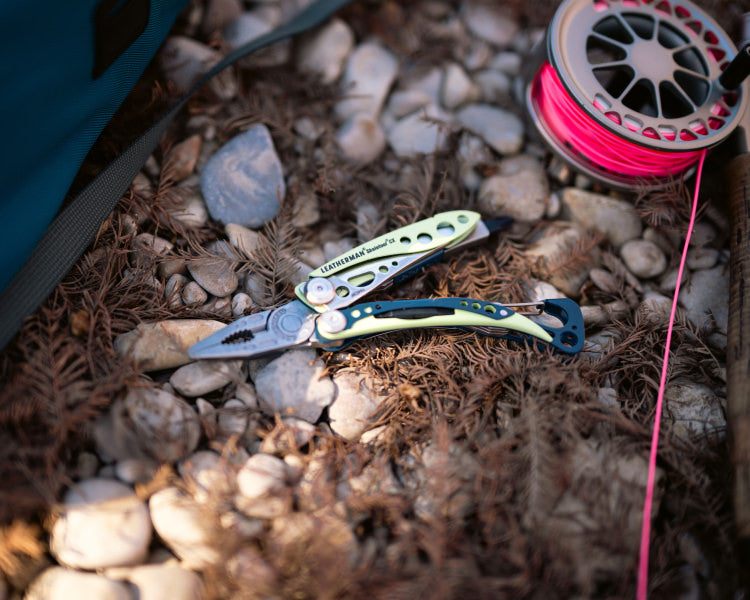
[1,1,748,599]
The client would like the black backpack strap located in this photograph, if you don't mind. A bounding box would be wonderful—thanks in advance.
[0,0,353,351]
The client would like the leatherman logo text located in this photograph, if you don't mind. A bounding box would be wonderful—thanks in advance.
[319,237,396,274]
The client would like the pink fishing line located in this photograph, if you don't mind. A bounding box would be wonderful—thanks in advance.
[532,58,709,596]
[636,148,706,599]
[532,63,703,178]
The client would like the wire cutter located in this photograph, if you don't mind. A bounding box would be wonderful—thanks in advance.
[188,210,584,360]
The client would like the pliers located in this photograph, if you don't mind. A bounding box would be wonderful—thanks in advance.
[188,210,584,360]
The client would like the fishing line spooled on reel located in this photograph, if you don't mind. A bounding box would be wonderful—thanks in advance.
[522,0,749,190]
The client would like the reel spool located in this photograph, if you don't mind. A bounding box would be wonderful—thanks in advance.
[524,0,748,190]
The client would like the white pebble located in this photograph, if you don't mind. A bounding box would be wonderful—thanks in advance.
[114,320,224,371]
[25,567,133,600]
[50,478,151,570]
[296,18,354,84]
[387,104,449,157]
[126,564,204,600]
[686,247,719,270]
[150,487,221,568]
[123,387,202,462]
[456,104,523,155]
[254,349,336,423]
[620,239,667,278]
[335,42,399,120]
[170,359,243,397]
[335,114,386,164]
[232,292,253,316]
[440,63,480,110]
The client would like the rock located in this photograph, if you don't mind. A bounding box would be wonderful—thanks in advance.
[323,238,357,262]
[526,223,597,298]
[114,458,159,484]
[638,291,673,324]
[225,223,262,256]
[456,104,523,155]
[126,565,204,600]
[25,568,133,600]
[182,281,209,306]
[532,439,664,588]
[688,222,716,247]
[293,116,325,141]
[119,386,201,463]
[234,381,259,409]
[580,300,629,327]
[232,292,253,316]
[50,479,151,570]
[598,387,619,408]
[159,36,236,100]
[237,454,289,499]
[218,399,250,439]
[223,11,289,68]
[335,114,386,164]
[686,247,719,270]
[179,450,236,502]
[664,383,726,444]
[166,274,188,308]
[457,132,493,190]
[164,135,202,182]
[560,188,641,248]
[462,40,493,70]
[235,454,292,519]
[335,42,399,120]
[679,265,729,332]
[187,240,239,297]
[167,187,209,229]
[329,372,387,441]
[414,443,478,521]
[291,188,320,228]
[387,105,449,157]
[474,69,512,103]
[114,320,225,371]
[403,66,443,107]
[133,233,173,269]
[150,487,221,568]
[268,510,356,564]
[296,18,354,84]
[259,417,316,454]
[254,349,335,422]
[659,267,688,294]
[462,1,519,46]
[386,90,432,119]
[440,63,480,110]
[170,360,244,397]
[158,257,188,280]
[620,239,667,278]
[200,125,285,228]
[478,167,548,222]
[490,51,522,75]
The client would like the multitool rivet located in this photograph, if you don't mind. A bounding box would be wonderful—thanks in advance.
[318,310,348,334]
[305,277,336,305]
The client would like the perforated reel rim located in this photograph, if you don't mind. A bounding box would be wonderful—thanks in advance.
[546,0,747,152]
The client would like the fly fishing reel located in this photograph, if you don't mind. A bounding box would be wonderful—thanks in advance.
[525,0,748,189]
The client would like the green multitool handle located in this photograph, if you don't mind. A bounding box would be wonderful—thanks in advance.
[295,211,481,310]
[314,298,584,355]
[308,211,480,279]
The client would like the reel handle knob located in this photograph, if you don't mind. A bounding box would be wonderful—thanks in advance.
[719,44,750,90]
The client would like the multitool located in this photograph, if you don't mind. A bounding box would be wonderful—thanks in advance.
[188,211,584,360]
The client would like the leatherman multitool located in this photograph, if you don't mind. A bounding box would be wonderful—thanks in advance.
[188,210,584,359]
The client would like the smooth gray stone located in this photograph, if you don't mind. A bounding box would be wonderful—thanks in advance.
[200,125,285,228]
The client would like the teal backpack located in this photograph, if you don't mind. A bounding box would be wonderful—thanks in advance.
[0,0,352,350]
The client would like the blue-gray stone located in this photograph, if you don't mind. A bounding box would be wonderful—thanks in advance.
[200,125,285,227]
